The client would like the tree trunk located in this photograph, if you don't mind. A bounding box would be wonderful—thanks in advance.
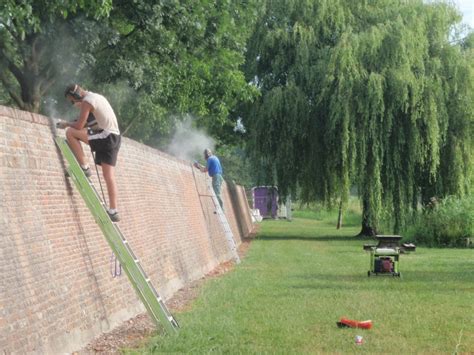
[20,69,42,113]
[4,32,45,113]
[356,197,377,237]
[357,217,377,237]
[336,199,343,229]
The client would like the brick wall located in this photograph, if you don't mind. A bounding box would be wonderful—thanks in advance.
[0,105,254,353]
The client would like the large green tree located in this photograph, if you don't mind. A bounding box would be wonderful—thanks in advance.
[86,0,260,147]
[243,0,473,235]
[0,0,260,150]
[0,0,112,112]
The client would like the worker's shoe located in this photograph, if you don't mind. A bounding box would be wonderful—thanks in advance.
[108,210,120,222]
[82,167,92,178]
[65,166,91,178]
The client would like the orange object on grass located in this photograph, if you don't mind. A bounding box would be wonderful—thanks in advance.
[337,318,373,329]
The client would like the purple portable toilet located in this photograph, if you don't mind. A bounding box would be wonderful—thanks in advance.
[252,186,279,219]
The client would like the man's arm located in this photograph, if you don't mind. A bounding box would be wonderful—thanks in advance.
[70,101,93,130]
[193,161,208,173]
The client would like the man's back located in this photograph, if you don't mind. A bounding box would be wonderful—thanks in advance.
[206,155,222,177]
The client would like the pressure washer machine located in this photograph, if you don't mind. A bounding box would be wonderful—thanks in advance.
[364,235,402,277]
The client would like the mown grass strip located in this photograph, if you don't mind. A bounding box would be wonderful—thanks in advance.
[129,217,474,353]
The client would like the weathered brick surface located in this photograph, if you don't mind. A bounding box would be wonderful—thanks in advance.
[0,105,254,353]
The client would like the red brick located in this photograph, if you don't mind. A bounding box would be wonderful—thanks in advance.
[0,105,254,353]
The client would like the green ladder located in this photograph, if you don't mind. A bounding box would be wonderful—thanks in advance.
[55,136,179,334]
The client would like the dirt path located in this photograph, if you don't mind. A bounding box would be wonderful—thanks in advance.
[75,237,253,354]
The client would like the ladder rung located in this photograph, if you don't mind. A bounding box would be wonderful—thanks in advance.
[55,136,179,333]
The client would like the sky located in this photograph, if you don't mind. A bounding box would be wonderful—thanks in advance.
[453,0,474,28]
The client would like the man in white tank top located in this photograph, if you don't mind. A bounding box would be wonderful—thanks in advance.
[58,84,122,222]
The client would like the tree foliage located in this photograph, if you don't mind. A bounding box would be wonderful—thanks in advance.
[0,0,260,150]
[0,0,112,111]
[84,0,260,146]
[243,0,473,234]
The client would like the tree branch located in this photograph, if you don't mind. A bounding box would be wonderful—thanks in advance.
[0,47,25,86]
[96,23,146,53]
[0,21,22,43]
[40,76,56,96]
[121,115,141,137]
[0,70,23,107]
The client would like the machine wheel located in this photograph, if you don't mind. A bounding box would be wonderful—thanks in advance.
[367,271,371,277]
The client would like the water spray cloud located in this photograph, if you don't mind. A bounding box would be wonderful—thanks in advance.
[166,116,215,162]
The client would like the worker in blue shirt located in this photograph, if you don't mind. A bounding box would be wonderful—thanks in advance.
[194,148,224,210]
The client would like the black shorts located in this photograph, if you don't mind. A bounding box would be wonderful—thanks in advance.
[89,133,121,166]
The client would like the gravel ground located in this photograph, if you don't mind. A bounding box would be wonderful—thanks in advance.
[74,237,253,354]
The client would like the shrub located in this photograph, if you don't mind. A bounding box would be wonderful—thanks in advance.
[404,195,474,247]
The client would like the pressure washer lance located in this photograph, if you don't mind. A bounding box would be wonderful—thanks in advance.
[55,119,67,129]
[56,113,98,130]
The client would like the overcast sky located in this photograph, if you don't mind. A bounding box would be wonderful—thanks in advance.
[453,0,474,28]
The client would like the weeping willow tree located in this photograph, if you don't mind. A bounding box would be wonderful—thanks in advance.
[243,0,473,235]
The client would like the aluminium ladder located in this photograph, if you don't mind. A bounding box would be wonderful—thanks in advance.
[55,136,179,334]
[211,188,240,264]
[191,164,240,264]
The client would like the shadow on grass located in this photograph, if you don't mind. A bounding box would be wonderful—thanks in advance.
[291,273,369,283]
[396,270,474,282]
[257,235,370,242]
[287,270,473,290]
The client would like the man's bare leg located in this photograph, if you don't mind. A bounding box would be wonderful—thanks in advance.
[65,127,89,167]
[102,163,118,210]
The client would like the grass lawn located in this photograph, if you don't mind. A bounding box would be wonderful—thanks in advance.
[129,215,474,353]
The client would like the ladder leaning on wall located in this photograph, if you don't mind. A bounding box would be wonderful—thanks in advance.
[55,136,179,335]
[211,186,241,264]
[191,163,240,264]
